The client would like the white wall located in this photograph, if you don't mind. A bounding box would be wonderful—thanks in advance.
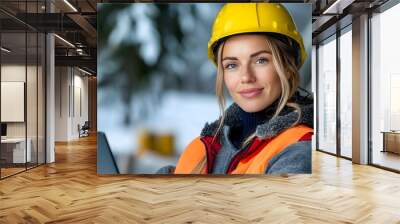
[55,66,69,141]
[1,65,38,138]
[1,63,46,164]
[1,82,25,122]
[1,64,26,81]
[55,66,89,141]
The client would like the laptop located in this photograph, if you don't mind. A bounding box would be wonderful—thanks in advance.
[97,132,120,174]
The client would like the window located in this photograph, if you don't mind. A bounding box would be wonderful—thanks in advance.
[317,36,337,155]
[339,28,352,158]
[371,2,400,171]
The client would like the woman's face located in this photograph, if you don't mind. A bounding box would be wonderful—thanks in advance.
[221,34,282,113]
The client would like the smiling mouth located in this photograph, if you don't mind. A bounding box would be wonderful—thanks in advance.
[238,88,264,99]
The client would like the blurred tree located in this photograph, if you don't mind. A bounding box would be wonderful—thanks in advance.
[98,3,218,125]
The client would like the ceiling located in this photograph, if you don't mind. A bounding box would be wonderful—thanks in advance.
[309,0,390,43]
[0,0,394,75]
[0,0,98,74]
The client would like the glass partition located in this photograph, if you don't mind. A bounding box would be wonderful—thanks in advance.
[339,27,352,158]
[1,30,28,177]
[317,35,337,155]
[371,3,400,171]
[27,30,38,169]
[0,1,46,179]
[38,32,45,165]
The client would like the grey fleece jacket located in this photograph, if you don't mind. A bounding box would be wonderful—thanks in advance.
[157,91,313,174]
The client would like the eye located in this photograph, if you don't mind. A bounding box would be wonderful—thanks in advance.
[224,63,237,70]
[256,57,268,64]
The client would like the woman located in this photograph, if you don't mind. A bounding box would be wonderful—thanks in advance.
[158,3,313,174]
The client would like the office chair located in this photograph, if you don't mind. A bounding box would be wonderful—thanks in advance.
[79,121,90,138]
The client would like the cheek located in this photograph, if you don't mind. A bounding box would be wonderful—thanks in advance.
[269,75,281,93]
[259,67,280,88]
[223,73,239,93]
[270,74,282,95]
[271,73,281,87]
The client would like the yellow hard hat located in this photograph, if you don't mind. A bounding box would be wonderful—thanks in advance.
[208,3,307,67]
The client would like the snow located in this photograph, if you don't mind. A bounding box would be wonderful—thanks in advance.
[98,90,231,173]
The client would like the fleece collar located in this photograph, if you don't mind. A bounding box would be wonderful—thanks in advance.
[200,91,313,140]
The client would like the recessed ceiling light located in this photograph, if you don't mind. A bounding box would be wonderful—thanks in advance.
[322,0,354,15]
[1,47,11,53]
[78,67,92,76]
[54,34,75,48]
[63,0,78,12]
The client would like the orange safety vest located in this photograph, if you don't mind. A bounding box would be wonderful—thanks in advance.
[174,124,313,174]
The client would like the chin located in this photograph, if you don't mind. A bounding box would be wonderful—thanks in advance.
[238,103,267,113]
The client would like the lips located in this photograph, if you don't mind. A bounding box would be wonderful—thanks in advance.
[238,88,264,98]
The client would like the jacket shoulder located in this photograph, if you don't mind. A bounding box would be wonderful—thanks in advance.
[265,140,311,174]
[156,137,205,174]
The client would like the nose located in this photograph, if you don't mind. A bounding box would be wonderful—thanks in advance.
[240,64,256,84]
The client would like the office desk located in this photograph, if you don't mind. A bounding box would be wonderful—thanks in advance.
[1,138,31,163]
[381,131,400,154]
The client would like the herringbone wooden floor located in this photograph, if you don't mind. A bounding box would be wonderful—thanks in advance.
[1,134,400,224]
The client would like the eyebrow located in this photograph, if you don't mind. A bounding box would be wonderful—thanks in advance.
[222,50,271,61]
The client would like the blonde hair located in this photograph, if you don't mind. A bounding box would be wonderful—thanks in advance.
[213,34,302,147]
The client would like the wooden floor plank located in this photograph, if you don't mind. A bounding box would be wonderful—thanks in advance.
[0,134,399,223]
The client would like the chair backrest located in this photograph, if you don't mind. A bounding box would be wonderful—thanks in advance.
[82,121,90,129]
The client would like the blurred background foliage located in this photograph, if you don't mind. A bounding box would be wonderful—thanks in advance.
[98,3,221,125]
